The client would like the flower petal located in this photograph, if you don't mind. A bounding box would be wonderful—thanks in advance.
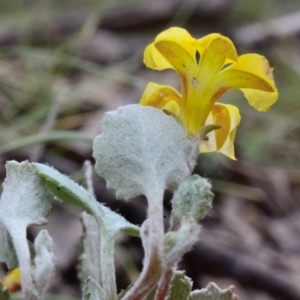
[241,88,278,112]
[1,268,21,292]
[180,34,239,134]
[139,82,182,116]
[200,103,241,159]
[204,54,277,112]
[238,56,278,111]
[154,41,196,77]
[144,27,196,72]
[196,33,238,63]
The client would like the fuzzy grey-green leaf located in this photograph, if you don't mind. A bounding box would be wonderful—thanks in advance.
[188,282,239,300]
[78,213,101,286]
[0,221,18,269]
[82,277,104,300]
[164,216,200,267]
[33,230,55,297]
[0,161,52,228]
[93,105,199,201]
[172,175,213,223]
[33,163,96,214]
[0,161,52,300]
[166,271,192,300]
[33,163,139,300]
[33,163,139,237]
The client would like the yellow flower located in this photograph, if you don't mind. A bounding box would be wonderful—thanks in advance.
[140,27,278,159]
[1,268,21,293]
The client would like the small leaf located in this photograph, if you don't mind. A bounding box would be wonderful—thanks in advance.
[171,175,213,224]
[188,282,239,300]
[0,161,52,227]
[93,105,199,201]
[33,163,139,300]
[33,163,139,237]
[82,277,104,300]
[164,216,200,267]
[166,271,192,300]
[32,163,96,214]
[33,230,55,298]
[0,161,52,300]
[0,221,18,269]
[78,213,101,286]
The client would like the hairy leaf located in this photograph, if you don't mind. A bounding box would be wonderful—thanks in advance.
[166,271,192,300]
[82,277,104,300]
[188,282,239,300]
[171,175,213,224]
[78,213,101,286]
[0,161,52,300]
[33,163,139,237]
[33,230,55,298]
[93,105,199,201]
[164,216,200,268]
[33,163,139,300]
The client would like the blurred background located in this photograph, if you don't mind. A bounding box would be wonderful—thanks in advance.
[1,0,300,299]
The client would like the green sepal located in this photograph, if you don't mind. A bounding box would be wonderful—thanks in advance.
[198,125,221,140]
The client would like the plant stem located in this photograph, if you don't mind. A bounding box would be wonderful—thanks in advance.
[100,228,118,300]
[122,187,165,300]
[154,268,174,300]
[12,228,36,300]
